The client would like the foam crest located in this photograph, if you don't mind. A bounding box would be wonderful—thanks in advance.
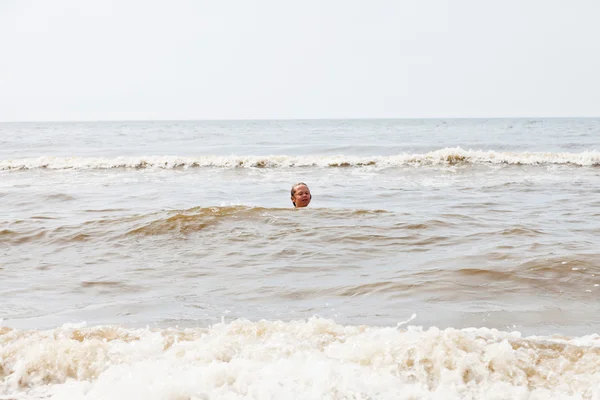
[1,148,599,170]
[1,318,600,399]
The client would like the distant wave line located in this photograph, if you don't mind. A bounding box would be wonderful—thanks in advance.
[1,148,599,170]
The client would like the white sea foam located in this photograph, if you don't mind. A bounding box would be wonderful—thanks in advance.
[1,318,599,399]
[1,148,599,171]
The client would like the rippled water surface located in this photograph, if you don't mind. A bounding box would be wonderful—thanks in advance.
[1,119,600,399]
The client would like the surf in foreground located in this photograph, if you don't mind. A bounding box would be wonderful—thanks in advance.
[1,318,599,400]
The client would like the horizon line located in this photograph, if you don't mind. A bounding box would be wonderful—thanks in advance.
[1,116,599,123]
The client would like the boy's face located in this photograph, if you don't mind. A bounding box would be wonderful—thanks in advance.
[292,185,311,207]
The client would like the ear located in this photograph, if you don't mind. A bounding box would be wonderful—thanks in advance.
[310,194,312,199]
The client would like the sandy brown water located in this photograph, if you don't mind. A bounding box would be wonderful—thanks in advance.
[1,119,600,398]
[2,165,599,336]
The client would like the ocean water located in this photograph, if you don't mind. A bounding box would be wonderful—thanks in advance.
[1,118,600,399]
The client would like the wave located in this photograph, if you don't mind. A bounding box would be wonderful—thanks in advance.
[1,318,599,399]
[2,148,599,170]
[125,206,274,236]
[126,206,393,236]
[2,206,392,244]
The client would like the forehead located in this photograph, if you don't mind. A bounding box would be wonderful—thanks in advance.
[294,185,310,193]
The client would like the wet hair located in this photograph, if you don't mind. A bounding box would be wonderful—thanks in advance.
[291,182,309,197]
[291,182,310,207]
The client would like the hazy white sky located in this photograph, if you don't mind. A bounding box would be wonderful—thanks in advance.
[1,0,599,121]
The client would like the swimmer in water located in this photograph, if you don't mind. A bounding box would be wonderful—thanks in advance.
[290,182,311,208]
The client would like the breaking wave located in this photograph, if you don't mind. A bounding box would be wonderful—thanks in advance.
[1,148,599,170]
[1,318,599,399]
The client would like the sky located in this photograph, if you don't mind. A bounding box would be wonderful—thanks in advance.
[0,0,599,121]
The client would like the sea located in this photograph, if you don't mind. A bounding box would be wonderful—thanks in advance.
[1,118,599,399]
